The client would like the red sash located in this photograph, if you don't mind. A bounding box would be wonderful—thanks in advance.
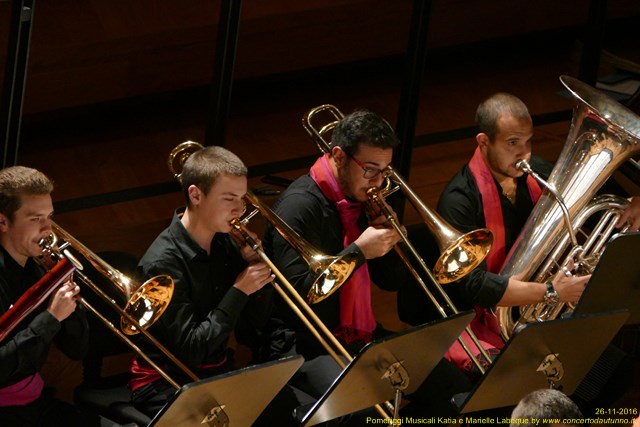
[310,154,376,344]
[129,355,228,391]
[0,373,44,407]
[444,148,542,376]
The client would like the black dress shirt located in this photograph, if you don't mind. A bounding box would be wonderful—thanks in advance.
[135,209,274,380]
[440,155,553,306]
[263,174,408,359]
[398,155,552,325]
[0,247,89,388]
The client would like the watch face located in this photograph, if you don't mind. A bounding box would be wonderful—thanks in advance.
[545,291,559,305]
[544,282,559,305]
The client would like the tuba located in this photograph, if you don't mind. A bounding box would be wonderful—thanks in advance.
[496,75,640,340]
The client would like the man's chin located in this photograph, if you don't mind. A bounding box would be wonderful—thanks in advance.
[30,250,46,260]
[355,188,376,202]
[355,195,369,204]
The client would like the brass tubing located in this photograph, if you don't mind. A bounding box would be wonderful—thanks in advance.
[73,268,199,383]
[230,218,393,419]
[368,188,492,374]
[78,296,181,390]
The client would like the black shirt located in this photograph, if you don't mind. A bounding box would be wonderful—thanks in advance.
[263,174,408,359]
[0,246,89,388]
[398,156,552,325]
[135,209,273,379]
[436,155,553,309]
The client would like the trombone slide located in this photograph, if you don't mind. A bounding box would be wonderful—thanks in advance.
[0,258,75,343]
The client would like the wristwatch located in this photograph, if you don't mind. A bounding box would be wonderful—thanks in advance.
[544,281,560,305]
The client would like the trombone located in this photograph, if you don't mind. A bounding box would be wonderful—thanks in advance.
[20,224,201,390]
[169,141,396,419]
[303,104,495,373]
[168,140,360,305]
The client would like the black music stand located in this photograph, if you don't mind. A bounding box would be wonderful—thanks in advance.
[573,232,640,323]
[148,355,304,427]
[299,311,475,426]
[451,309,629,414]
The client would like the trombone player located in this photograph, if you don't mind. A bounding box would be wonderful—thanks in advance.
[129,146,311,425]
[0,166,107,426]
[264,109,473,420]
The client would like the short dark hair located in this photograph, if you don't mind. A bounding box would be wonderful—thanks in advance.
[475,93,530,141]
[180,145,247,205]
[510,389,584,427]
[0,166,54,220]
[331,110,400,155]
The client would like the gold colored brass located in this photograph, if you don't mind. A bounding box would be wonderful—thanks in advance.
[303,104,495,374]
[38,225,200,390]
[168,140,203,182]
[41,224,174,334]
[243,191,358,304]
[169,140,391,418]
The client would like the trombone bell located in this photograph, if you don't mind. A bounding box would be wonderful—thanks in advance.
[121,275,174,335]
[433,229,493,284]
[40,226,175,336]
[308,253,359,304]
[242,190,360,305]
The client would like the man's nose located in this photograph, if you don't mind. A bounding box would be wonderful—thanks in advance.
[234,200,245,216]
[41,219,52,233]
[371,173,385,189]
[519,141,532,159]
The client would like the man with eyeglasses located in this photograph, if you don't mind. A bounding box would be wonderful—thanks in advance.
[264,109,472,423]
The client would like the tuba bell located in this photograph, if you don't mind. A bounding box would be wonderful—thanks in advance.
[496,75,640,340]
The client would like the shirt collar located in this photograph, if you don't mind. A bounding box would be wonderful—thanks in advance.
[0,245,22,272]
[168,207,209,261]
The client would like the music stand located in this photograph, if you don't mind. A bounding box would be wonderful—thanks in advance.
[451,309,629,414]
[148,355,304,427]
[573,232,640,323]
[300,311,475,426]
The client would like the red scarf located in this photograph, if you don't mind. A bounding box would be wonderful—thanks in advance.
[468,147,542,272]
[444,147,542,376]
[310,154,376,344]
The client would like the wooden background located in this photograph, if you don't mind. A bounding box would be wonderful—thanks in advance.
[1,0,639,417]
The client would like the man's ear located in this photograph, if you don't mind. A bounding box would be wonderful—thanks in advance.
[187,185,202,206]
[476,133,491,149]
[331,146,346,167]
[0,214,8,232]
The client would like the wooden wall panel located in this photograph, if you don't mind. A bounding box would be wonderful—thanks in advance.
[1,0,638,114]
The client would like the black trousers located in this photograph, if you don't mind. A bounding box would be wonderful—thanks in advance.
[0,387,102,427]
